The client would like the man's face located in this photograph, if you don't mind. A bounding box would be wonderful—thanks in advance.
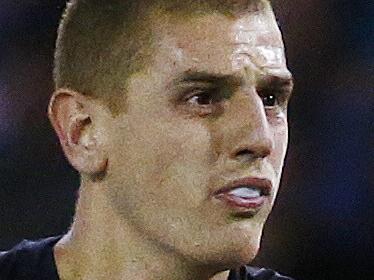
[102,7,293,266]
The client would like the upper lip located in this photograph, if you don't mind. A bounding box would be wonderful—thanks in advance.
[212,177,273,197]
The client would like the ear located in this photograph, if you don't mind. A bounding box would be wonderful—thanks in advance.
[48,89,108,176]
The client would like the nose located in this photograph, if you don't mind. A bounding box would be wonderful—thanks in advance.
[231,134,273,161]
[229,99,274,162]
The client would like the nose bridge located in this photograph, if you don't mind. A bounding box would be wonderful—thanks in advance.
[230,92,274,159]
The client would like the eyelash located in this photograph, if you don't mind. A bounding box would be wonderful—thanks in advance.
[186,89,216,105]
[183,87,288,117]
[257,89,281,108]
[183,88,222,116]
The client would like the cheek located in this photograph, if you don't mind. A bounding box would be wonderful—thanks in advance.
[106,115,213,210]
[154,121,214,205]
[271,118,289,175]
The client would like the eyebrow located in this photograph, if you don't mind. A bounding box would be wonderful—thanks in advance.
[172,69,294,96]
[257,72,295,97]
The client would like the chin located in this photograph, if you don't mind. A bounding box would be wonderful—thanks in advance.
[200,241,260,272]
[185,226,262,269]
[228,222,264,266]
[226,233,261,266]
[236,240,260,265]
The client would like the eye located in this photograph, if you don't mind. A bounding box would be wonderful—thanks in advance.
[186,90,215,106]
[181,88,225,116]
[257,88,279,108]
[179,84,231,116]
[262,94,277,107]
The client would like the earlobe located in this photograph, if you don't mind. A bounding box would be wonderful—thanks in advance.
[48,89,108,176]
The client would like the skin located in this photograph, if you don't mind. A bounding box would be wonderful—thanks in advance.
[49,4,293,280]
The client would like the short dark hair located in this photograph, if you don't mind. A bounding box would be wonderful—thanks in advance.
[54,0,271,114]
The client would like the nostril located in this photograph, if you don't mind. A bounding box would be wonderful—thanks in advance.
[235,148,252,158]
[233,144,272,161]
[232,148,255,161]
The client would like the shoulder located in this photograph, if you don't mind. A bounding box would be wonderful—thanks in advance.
[0,236,62,280]
[230,265,295,280]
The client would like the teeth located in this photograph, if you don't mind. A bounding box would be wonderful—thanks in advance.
[228,187,261,198]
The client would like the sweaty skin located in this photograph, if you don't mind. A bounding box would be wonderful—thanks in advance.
[52,5,293,280]
[232,11,287,71]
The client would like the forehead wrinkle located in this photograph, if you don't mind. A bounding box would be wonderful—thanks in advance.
[148,3,287,88]
[230,5,285,69]
[231,32,287,74]
[231,47,267,79]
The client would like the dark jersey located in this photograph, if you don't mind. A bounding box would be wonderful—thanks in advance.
[0,236,294,280]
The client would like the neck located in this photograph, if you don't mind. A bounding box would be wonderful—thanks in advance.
[53,181,230,280]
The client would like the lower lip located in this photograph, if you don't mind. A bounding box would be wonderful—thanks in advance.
[214,193,266,210]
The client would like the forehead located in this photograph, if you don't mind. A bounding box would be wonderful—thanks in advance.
[148,8,288,79]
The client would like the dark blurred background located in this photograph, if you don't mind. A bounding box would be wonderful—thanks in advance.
[0,1,372,279]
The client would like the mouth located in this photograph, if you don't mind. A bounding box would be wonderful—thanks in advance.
[212,177,272,218]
